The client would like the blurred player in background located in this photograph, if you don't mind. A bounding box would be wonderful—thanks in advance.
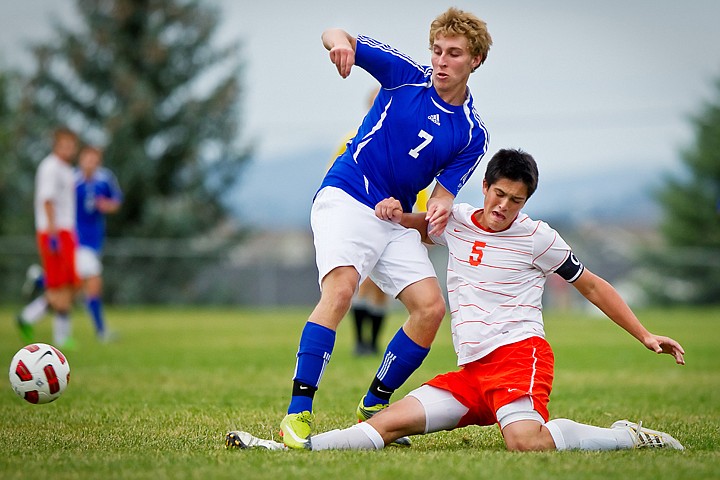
[74,145,123,340]
[19,127,80,349]
[229,149,686,452]
[269,8,492,450]
[17,145,122,344]
[351,278,388,356]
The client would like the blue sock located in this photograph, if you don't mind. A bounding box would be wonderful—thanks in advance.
[288,322,336,414]
[364,327,429,407]
[86,296,105,336]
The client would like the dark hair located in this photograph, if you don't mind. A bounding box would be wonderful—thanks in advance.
[484,148,539,198]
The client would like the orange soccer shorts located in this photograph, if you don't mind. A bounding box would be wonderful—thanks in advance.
[37,230,79,289]
[425,336,554,428]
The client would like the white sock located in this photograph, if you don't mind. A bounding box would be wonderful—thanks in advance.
[21,296,49,324]
[545,418,635,451]
[310,422,385,451]
[53,313,72,345]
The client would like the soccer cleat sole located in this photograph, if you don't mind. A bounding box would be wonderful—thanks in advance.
[226,431,286,450]
[226,431,248,449]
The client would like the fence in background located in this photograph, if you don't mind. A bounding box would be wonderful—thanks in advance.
[3,230,714,307]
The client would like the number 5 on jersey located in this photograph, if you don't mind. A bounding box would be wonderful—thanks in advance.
[469,241,486,266]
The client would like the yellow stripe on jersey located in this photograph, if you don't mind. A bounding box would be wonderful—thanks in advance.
[414,187,429,213]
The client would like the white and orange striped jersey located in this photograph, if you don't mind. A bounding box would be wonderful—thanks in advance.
[430,203,584,366]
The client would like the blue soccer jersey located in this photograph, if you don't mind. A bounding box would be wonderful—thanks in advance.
[320,35,489,213]
[75,167,123,252]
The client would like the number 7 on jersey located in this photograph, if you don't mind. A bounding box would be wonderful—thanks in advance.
[408,130,433,158]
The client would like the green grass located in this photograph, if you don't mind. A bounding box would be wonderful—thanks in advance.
[0,305,718,479]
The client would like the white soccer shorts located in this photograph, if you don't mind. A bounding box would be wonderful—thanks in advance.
[75,245,103,279]
[311,186,436,298]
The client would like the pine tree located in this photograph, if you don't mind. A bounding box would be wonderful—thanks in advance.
[18,0,250,238]
[0,71,16,234]
[10,0,251,303]
[0,71,32,235]
[0,70,42,303]
[645,75,720,304]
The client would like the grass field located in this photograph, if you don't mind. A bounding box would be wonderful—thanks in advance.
[1,304,719,479]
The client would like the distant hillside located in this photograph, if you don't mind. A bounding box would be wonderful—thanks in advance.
[520,167,665,228]
[228,148,671,231]
[226,147,330,230]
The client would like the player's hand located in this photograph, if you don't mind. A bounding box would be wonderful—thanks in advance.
[95,196,112,213]
[425,197,452,236]
[375,197,403,223]
[645,334,686,365]
[329,45,355,78]
[49,235,59,253]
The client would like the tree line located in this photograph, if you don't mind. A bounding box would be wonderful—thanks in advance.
[0,1,717,304]
[0,0,250,303]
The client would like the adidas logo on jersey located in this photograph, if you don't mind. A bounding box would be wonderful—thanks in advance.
[427,113,441,126]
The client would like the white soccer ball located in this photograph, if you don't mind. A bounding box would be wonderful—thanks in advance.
[8,343,70,404]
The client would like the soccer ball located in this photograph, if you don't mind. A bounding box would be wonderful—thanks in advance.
[8,343,70,404]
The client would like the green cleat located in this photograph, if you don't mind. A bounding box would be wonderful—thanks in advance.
[356,396,412,447]
[280,411,314,449]
[16,315,34,344]
[356,396,388,422]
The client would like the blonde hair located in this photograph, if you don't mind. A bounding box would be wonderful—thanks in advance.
[429,8,492,65]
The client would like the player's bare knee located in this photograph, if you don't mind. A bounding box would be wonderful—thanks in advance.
[321,282,355,313]
[404,302,445,346]
[504,436,542,452]
[429,298,446,322]
[415,298,446,328]
[338,282,358,307]
[503,429,553,452]
[48,296,72,313]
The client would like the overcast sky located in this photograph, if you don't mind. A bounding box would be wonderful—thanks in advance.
[225,0,720,179]
[2,1,719,202]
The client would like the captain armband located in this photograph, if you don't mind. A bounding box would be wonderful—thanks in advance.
[554,252,584,283]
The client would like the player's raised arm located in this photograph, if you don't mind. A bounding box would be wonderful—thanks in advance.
[571,269,686,365]
[321,28,357,78]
